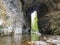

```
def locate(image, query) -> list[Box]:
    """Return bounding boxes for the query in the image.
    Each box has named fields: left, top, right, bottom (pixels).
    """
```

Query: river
left=0, top=34, right=31, bottom=45
left=0, top=33, right=60, bottom=45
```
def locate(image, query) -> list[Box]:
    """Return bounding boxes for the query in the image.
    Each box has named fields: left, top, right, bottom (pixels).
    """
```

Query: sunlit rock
left=0, top=19, right=3, bottom=25
left=2, top=26, right=13, bottom=35
left=0, top=0, right=25, bottom=35
left=14, top=26, right=22, bottom=35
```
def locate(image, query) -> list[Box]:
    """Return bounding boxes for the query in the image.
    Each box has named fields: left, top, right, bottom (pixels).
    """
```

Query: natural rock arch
left=20, top=0, right=50, bottom=34
left=21, top=0, right=60, bottom=34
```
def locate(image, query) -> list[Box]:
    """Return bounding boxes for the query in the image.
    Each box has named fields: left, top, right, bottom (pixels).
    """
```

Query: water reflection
left=31, top=33, right=60, bottom=45
left=31, top=33, right=39, bottom=41
left=22, top=34, right=31, bottom=45
left=0, top=34, right=31, bottom=45
left=0, top=33, right=60, bottom=45
left=31, top=33, right=60, bottom=41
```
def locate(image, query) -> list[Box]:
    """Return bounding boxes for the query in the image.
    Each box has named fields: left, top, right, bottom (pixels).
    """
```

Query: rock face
left=0, top=0, right=25, bottom=35
left=20, top=0, right=50, bottom=34
left=46, top=11, right=60, bottom=34
left=20, top=0, right=60, bottom=34
left=0, top=0, right=60, bottom=35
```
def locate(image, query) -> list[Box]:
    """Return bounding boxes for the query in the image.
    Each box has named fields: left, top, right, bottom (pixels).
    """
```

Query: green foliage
left=31, top=14, right=38, bottom=32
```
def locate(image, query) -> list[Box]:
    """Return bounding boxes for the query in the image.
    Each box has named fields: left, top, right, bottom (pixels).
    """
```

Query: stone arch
left=25, top=2, right=49, bottom=33
left=20, top=0, right=54, bottom=34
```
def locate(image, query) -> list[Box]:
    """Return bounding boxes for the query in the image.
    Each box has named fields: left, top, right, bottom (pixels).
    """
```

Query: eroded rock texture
left=0, top=0, right=25, bottom=35
left=20, top=0, right=50, bottom=34
left=20, top=0, right=60, bottom=34
left=45, top=11, right=60, bottom=34
left=0, top=0, right=60, bottom=35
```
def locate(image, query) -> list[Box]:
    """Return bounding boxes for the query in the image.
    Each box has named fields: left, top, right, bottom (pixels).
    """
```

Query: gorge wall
left=20, top=0, right=60, bottom=34
left=0, top=0, right=60, bottom=35
left=0, top=0, right=26, bottom=35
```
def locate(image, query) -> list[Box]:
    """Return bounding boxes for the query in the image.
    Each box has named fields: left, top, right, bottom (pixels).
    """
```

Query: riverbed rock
left=20, top=0, right=60, bottom=34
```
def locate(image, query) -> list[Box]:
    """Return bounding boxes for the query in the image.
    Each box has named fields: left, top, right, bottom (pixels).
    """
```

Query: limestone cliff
left=0, top=0, right=60, bottom=35
left=0, top=0, right=25, bottom=35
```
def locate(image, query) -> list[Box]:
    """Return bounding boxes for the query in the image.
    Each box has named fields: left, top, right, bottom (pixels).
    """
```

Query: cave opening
left=26, top=3, right=50, bottom=34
